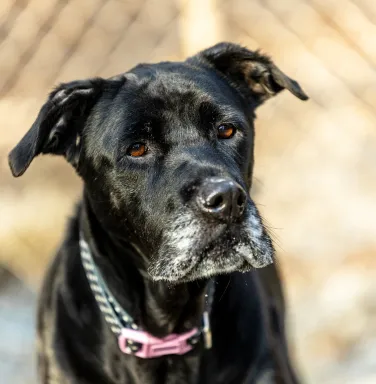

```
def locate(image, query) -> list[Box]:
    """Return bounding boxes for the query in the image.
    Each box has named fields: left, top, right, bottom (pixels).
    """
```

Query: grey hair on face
left=148, top=201, right=274, bottom=282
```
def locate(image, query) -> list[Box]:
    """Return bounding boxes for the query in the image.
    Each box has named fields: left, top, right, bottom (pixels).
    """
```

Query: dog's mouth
left=148, top=201, right=274, bottom=283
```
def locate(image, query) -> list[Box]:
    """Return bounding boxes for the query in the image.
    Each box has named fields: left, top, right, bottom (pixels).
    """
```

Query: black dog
left=9, top=42, right=308, bottom=383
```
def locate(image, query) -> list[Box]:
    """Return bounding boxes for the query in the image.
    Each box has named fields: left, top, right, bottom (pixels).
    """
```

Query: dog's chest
left=106, top=351, right=201, bottom=384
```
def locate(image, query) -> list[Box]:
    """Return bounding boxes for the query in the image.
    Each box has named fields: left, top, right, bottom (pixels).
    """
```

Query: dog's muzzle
left=149, top=198, right=274, bottom=282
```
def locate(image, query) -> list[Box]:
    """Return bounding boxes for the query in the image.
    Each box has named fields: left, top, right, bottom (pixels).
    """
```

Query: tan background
left=1, top=0, right=376, bottom=383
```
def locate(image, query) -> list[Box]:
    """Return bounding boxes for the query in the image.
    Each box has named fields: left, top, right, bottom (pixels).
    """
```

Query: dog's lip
left=169, top=228, right=249, bottom=280
left=200, top=222, right=243, bottom=244
left=149, top=230, right=245, bottom=282
left=170, top=252, right=252, bottom=283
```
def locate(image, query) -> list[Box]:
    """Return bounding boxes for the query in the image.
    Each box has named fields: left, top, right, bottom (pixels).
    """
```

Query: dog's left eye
left=217, top=124, right=236, bottom=139
left=127, top=143, right=148, bottom=157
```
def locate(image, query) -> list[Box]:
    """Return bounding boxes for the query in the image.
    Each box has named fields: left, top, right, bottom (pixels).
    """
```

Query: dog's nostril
left=210, top=195, right=224, bottom=208
left=237, top=195, right=245, bottom=207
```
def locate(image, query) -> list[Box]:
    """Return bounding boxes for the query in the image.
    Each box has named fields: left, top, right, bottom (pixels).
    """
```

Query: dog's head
left=9, top=43, right=308, bottom=283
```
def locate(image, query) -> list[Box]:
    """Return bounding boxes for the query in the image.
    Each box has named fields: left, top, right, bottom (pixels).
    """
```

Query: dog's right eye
left=127, top=143, right=148, bottom=157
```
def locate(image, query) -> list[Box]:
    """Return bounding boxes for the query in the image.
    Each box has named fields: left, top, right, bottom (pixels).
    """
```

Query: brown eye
left=127, top=143, right=148, bottom=157
left=217, top=124, right=236, bottom=139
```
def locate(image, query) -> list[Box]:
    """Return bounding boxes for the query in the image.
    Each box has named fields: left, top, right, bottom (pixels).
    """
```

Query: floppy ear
left=8, top=78, right=107, bottom=177
left=194, top=42, right=308, bottom=105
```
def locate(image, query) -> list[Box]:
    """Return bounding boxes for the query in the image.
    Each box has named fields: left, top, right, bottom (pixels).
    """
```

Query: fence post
left=177, top=0, right=223, bottom=57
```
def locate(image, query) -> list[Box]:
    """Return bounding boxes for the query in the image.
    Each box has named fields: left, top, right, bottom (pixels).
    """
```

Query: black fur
left=9, top=43, right=308, bottom=383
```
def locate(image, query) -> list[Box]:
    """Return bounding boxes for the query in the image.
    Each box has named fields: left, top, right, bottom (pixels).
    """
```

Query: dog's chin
left=148, top=202, right=274, bottom=283
left=148, top=242, right=272, bottom=283
left=178, top=251, right=253, bottom=283
left=148, top=230, right=274, bottom=283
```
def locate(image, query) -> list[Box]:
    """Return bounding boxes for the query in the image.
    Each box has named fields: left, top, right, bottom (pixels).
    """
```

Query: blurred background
left=0, top=0, right=375, bottom=383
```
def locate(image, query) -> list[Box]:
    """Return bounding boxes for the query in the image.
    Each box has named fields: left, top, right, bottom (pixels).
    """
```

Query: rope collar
left=79, top=233, right=215, bottom=359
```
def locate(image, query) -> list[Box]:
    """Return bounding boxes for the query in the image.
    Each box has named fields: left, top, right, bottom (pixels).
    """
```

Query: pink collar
left=118, top=327, right=201, bottom=358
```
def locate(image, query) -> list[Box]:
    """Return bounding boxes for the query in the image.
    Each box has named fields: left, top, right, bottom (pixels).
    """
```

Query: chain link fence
left=0, top=1, right=376, bottom=383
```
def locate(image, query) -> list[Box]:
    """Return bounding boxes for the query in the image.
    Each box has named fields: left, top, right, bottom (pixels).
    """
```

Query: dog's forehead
left=121, top=63, right=246, bottom=128
left=125, top=61, right=239, bottom=105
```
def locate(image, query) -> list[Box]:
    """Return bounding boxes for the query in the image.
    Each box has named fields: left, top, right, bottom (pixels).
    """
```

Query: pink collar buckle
left=118, top=327, right=201, bottom=359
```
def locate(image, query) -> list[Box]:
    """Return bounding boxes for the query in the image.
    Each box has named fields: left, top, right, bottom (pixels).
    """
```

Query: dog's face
left=9, top=43, right=307, bottom=283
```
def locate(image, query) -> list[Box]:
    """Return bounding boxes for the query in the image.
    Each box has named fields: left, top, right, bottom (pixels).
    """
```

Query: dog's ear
left=194, top=42, right=308, bottom=106
left=8, top=78, right=108, bottom=177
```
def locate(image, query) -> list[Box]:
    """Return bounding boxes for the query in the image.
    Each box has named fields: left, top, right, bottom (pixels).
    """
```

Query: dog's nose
left=196, top=177, right=247, bottom=222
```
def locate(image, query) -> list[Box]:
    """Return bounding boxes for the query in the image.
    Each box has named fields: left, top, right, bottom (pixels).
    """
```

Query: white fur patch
left=148, top=201, right=274, bottom=282
left=149, top=212, right=202, bottom=280
left=239, top=203, right=274, bottom=268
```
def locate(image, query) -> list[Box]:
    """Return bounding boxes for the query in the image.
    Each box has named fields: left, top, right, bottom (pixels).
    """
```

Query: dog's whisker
left=218, top=277, right=231, bottom=303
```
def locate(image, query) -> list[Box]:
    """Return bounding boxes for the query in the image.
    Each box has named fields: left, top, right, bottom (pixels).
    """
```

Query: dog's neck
left=79, top=196, right=207, bottom=337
